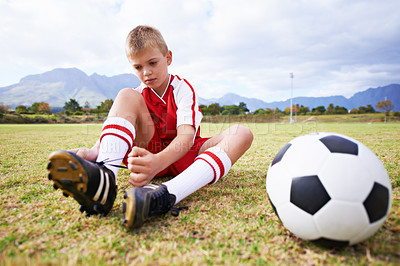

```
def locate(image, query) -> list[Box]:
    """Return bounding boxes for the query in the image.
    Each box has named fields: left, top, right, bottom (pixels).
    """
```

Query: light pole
left=290, top=72, right=294, bottom=123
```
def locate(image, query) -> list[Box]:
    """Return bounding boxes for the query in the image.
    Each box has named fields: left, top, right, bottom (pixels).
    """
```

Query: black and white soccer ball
left=266, top=132, right=392, bottom=247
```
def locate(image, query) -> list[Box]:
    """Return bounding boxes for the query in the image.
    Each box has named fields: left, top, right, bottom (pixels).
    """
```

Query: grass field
left=0, top=122, right=399, bottom=265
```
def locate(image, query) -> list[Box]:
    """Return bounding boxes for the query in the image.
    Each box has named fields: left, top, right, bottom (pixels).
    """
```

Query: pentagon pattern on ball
left=363, top=182, right=390, bottom=223
left=271, top=143, right=291, bottom=166
left=290, top=175, right=331, bottom=215
left=319, top=135, right=358, bottom=155
left=267, top=197, right=280, bottom=219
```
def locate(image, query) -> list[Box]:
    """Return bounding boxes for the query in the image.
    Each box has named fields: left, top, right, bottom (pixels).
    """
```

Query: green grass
left=0, top=122, right=399, bottom=265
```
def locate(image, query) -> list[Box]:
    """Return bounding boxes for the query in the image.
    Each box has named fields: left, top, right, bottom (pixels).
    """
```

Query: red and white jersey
left=133, top=74, right=203, bottom=145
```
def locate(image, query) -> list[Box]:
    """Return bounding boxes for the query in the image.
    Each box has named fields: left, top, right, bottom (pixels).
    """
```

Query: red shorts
left=145, top=130, right=210, bottom=177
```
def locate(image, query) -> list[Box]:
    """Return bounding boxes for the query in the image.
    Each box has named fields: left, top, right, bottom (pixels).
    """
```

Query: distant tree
left=350, top=108, right=359, bottom=114
left=326, top=103, right=334, bottom=115
left=16, top=105, right=29, bottom=114
left=284, top=107, right=291, bottom=115
left=253, top=108, right=280, bottom=116
left=312, top=106, right=326, bottom=115
left=207, top=103, right=221, bottom=115
left=334, top=105, right=348, bottom=114
left=365, top=104, right=375, bottom=113
left=376, top=99, right=394, bottom=114
left=64, top=99, right=82, bottom=113
left=82, top=101, right=91, bottom=114
left=376, top=99, right=394, bottom=122
left=275, top=108, right=284, bottom=114
left=265, top=108, right=275, bottom=114
left=358, top=106, right=367, bottom=114
left=293, top=104, right=299, bottom=115
left=299, top=105, right=310, bottom=115
left=39, top=102, right=52, bottom=114
left=30, top=102, right=41, bottom=113
left=238, top=102, right=249, bottom=113
left=0, top=102, right=10, bottom=114
left=97, top=99, right=113, bottom=113
left=221, top=105, right=241, bottom=115
left=253, top=108, right=267, bottom=115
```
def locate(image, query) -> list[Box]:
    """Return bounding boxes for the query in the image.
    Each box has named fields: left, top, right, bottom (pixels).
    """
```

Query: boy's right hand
left=69, top=147, right=98, bottom=161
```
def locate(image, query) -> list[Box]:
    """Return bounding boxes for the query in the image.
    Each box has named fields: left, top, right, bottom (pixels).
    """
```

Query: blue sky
left=1, top=0, right=399, bottom=102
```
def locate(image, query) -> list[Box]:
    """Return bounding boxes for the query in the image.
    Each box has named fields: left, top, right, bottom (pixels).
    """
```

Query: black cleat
left=121, top=184, right=180, bottom=229
left=47, top=150, right=117, bottom=217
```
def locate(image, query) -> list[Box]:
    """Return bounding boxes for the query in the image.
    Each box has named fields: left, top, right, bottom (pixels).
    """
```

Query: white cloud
left=0, top=0, right=399, bottom=103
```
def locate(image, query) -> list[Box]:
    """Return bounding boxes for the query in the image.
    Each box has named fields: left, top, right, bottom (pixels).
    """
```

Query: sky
left=1, top=0, right=399, bottom=102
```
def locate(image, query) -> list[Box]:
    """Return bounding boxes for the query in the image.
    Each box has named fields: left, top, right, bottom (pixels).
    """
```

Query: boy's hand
left=69, top=147, right=98, bottom=161
left=127, top=147, right=161, bottom=187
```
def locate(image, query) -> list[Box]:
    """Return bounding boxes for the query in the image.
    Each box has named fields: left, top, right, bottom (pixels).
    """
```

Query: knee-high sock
left=96, top=117, right=135, bottom=179
left=163, top=146, right=232, bottom=204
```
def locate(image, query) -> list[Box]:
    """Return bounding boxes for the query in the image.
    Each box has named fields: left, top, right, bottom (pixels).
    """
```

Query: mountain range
left=200, top=85, right=400, bottom=112
left=0, top=68, right=141, bottom=108
left=0, top=68, right=399, bottom=111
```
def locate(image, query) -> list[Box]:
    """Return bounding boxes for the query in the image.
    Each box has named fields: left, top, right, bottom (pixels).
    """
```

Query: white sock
left=96, top=117, right=135, bottom=179
left=163, top=146, right=232, bottom=204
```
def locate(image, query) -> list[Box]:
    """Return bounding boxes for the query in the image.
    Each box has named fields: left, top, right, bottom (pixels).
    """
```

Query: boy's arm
left=127, top=124, right=195, bottom=187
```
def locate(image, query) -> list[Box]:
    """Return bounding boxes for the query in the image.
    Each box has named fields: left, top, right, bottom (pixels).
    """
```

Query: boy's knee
left=231, top=124, right=253, bottom=147
left=239, top=125, right=253, bottom=145
left=116, top=88, right=140, bottom=100
left=114, top=88, right=146, bottom=109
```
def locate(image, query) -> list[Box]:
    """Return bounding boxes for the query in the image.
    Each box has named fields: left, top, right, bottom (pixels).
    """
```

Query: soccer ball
left=266, top=132, right=392, bottom=247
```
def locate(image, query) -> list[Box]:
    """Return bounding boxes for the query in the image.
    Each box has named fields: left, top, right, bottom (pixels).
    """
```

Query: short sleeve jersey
left=133, top=74, right=203, bottom=149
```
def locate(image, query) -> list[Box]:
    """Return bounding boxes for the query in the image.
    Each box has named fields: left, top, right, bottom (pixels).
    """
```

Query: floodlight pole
left=290, top=72, right=294, bottom=123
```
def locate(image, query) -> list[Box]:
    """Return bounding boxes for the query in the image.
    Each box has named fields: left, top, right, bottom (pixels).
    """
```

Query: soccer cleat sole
left=47, top=150, right=109, bottom=216
left=121, top=188, right=143, bottom=229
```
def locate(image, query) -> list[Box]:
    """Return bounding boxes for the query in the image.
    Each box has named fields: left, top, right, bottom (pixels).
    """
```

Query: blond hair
left=125, top=25, right=168, bottom=59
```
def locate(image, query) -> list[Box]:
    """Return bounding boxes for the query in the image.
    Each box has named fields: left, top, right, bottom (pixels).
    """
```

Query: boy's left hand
left=127, top=147, right=161, bottom=187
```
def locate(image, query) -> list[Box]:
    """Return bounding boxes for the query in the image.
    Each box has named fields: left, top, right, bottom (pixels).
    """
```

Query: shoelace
left=149, top=186, right=189, bottom=217
left=97, top=157, right=128, bottom=169
left=98, top=159, right=189, bottom=216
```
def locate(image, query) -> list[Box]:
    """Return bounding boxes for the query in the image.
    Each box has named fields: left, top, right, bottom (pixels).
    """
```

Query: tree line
left=199, top=99, right=395, bottom=117
left=0, top=99, right=114, bottom=116
left=0, top=98, right=396, bottom=118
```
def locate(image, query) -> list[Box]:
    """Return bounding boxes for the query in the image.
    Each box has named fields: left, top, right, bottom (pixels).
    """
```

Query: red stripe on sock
left=195, top=157, right=217, bottom=184
left=202, top=151, right=225, bottom=179
left=100, top=133, right=132, bottom=151
left=102, top=124, right=135, bottom=144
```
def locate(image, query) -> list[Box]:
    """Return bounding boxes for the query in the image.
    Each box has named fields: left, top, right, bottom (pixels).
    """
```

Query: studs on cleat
left=122, top=202, right=126, bottom=213
left=77, top=183, right=84, bottom=192
left=69, top=161, right=77, bottom=170
left=124, top=191, right=128, bottom=199
left=47, top=150, right=116, bottom=219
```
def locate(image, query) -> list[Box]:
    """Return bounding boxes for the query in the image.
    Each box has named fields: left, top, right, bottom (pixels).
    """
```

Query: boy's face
left=128, top=47, right=172, bottom=95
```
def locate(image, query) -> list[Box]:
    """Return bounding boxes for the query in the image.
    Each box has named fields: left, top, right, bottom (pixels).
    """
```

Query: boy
left=47, top=25, right=253, bottom=229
